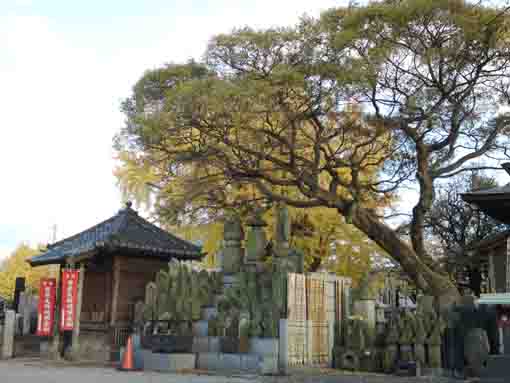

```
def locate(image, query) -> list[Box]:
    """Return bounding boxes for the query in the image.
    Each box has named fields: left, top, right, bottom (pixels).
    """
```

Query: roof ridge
left=125, top=213, right=201, bottom=251
left=48, top=213, right=121, bottom=249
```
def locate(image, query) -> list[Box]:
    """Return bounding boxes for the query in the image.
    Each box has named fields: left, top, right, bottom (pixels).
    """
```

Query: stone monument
left=1, top=310, right=15, bottom=359
left=223, top=214, right=244, bottom=274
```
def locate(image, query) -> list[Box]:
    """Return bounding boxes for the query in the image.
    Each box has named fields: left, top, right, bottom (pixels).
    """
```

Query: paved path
left=0, top=359, right=459, bottom=383
left=0, top=360, right=253, bottom=383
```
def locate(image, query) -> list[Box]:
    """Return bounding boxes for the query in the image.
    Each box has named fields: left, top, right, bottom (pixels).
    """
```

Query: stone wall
left=74, top=330, right=110, bottom=361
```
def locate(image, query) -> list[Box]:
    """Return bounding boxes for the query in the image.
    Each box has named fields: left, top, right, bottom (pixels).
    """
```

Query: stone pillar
left=489, top=250, right=496, bottom=293
left=22, top=292, right=33, bottom=335
left=70, top=263, right=85, bottom=360
left=278, top=319, right=288, bottom=374
left=223, top=214, right=243, bottom=274
left=274, top=202, right=290, bottom=256
left=2, top=310, right=15, bottom=359
left=245, top=210, right=267, bottom=264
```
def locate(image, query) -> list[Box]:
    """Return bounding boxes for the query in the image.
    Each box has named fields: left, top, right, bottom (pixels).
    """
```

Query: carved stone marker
left=223, top=214, right=243, bottom=273
left=2, top=310, right=15, bottom=359
left=274, top=202, right=290, bottom=255
left=245, top=210, right=267, bottom=264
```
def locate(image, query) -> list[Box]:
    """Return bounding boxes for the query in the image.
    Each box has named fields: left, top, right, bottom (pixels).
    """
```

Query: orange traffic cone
left=118, top=336, right=139, bottom=371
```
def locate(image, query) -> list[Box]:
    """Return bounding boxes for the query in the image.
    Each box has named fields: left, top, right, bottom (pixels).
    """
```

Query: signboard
left=61, top=269, right=79, bottom=331
left=36, top=278, right=56, bottom=336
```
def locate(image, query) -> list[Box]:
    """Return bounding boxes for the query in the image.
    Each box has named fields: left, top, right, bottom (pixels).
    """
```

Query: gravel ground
left=0, top=359, right=461, bottom=383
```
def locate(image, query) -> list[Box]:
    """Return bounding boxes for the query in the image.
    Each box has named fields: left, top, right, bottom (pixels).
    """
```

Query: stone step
left=480, top=355, right=510, bottom=379
left=192, top=336, right=220, bottom=353
left=201, top=307, right=218, bottom=321
left=196, top=352, right=278, bottom=374
left=136, top=349, right=195, bottom=372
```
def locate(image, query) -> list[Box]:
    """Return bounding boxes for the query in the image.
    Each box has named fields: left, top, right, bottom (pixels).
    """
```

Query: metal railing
left=110, top=325, right=131, bottom=348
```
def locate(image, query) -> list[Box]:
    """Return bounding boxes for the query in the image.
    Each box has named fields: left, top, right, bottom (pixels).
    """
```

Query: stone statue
left=382, top=316, right=399, bottom=373
left=208, top=315, right=219, bottom=337
left=427, top=315, right=446, bottom=368
left=398, top=310, right=415, bottom=362
left=224, top=214, right=244, bottom=241
left=350, top=319, right=366, bottom=352
left=144, top=261, right=217, bottom=335
left=250, top=310, right=263, bottom=337
left=247, top=273, right=258, bottom=315
left=358, top=272, right=374, bottom=300
left=239, top=312, right=251, bottom=353
left=414, top=313, right=427, bottom=367
left=134, top=301, right=145, bottom=328
left=262, top=306, right=278, bottom=338
left=275, top=202, right=291, bottom=250
left=144, top=282, right=157, bottom=321
left=225, top=314, right=240, bottom=338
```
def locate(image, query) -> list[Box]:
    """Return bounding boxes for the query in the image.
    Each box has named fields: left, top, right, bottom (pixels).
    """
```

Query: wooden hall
left=28, top=202, right=203, bottom=361
left=460, top=164, right=510, bottom=295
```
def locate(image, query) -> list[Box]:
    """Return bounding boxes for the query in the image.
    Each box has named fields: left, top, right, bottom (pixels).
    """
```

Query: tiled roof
left=462, top=183, right=510, bottom=197
left=29, top=202, right=202, bottom=266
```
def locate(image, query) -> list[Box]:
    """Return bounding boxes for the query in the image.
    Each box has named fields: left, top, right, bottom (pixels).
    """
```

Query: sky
left=0, top=0, right=346, bottom=259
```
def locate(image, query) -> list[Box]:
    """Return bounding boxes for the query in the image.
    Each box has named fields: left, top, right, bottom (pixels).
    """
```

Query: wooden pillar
left=489, top=250, right=496, bottom=293
left=49, top=264, right=62, bottom=360
left=70, top=263, right=85, bottom=359
left=110, top=256, right=120, bottom=326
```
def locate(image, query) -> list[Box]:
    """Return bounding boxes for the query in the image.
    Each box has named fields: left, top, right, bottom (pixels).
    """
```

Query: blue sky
left=0, top=0, right=345, bottom=259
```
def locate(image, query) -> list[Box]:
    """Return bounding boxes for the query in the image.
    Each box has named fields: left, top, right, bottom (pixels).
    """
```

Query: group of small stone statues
left=210, top=270, right=286, bottom=339
left=138, top=258, right=287, bottom=342
left=140, top=260, right=223, bottom=335
left=335, top=297, right=446, bottom=373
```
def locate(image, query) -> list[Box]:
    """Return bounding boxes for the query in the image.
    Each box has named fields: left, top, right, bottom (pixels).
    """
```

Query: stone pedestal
left=383, top=344, right=398, bottom=372
left=399, top=344, right=413, bottom=363
left=428, top=345, right=442, bottom=368
left=354, top=300, right=375, bottom=324
left=2, top=310, right=15, bottom=359
left=220, top=337, right=241, bottom=353
left=278, top=319, right=289, bottom=373
left=414, top=343, right=426, bottom=366
left=354, top=299, right=376, bottom=341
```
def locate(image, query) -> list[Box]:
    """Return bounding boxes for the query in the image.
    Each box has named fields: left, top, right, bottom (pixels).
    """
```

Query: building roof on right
left=461, top=163, right=510, bottom=224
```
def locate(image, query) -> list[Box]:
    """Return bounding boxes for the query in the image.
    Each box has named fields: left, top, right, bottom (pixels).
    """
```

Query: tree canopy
left=115, top=0, right=510, bottom=300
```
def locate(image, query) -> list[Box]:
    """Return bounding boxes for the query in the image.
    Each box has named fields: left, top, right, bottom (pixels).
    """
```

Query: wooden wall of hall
left=81, top=268, right=111, bottom=323
left=115, top=255, right=168, bottom=323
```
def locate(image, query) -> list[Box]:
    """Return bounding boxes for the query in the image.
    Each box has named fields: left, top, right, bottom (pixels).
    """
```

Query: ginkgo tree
left=0, top=243, right=50, bottom=300
left=115, top=0, right=510, bottom=304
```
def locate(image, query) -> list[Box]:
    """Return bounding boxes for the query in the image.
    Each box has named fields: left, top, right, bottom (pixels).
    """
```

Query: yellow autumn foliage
left=0, top=243, right=51, bottom=301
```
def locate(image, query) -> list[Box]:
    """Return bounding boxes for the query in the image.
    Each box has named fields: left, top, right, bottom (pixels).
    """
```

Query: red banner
left=37, top=278, right=56, bottom=336
left=61, top=269, right=79, bottom=331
